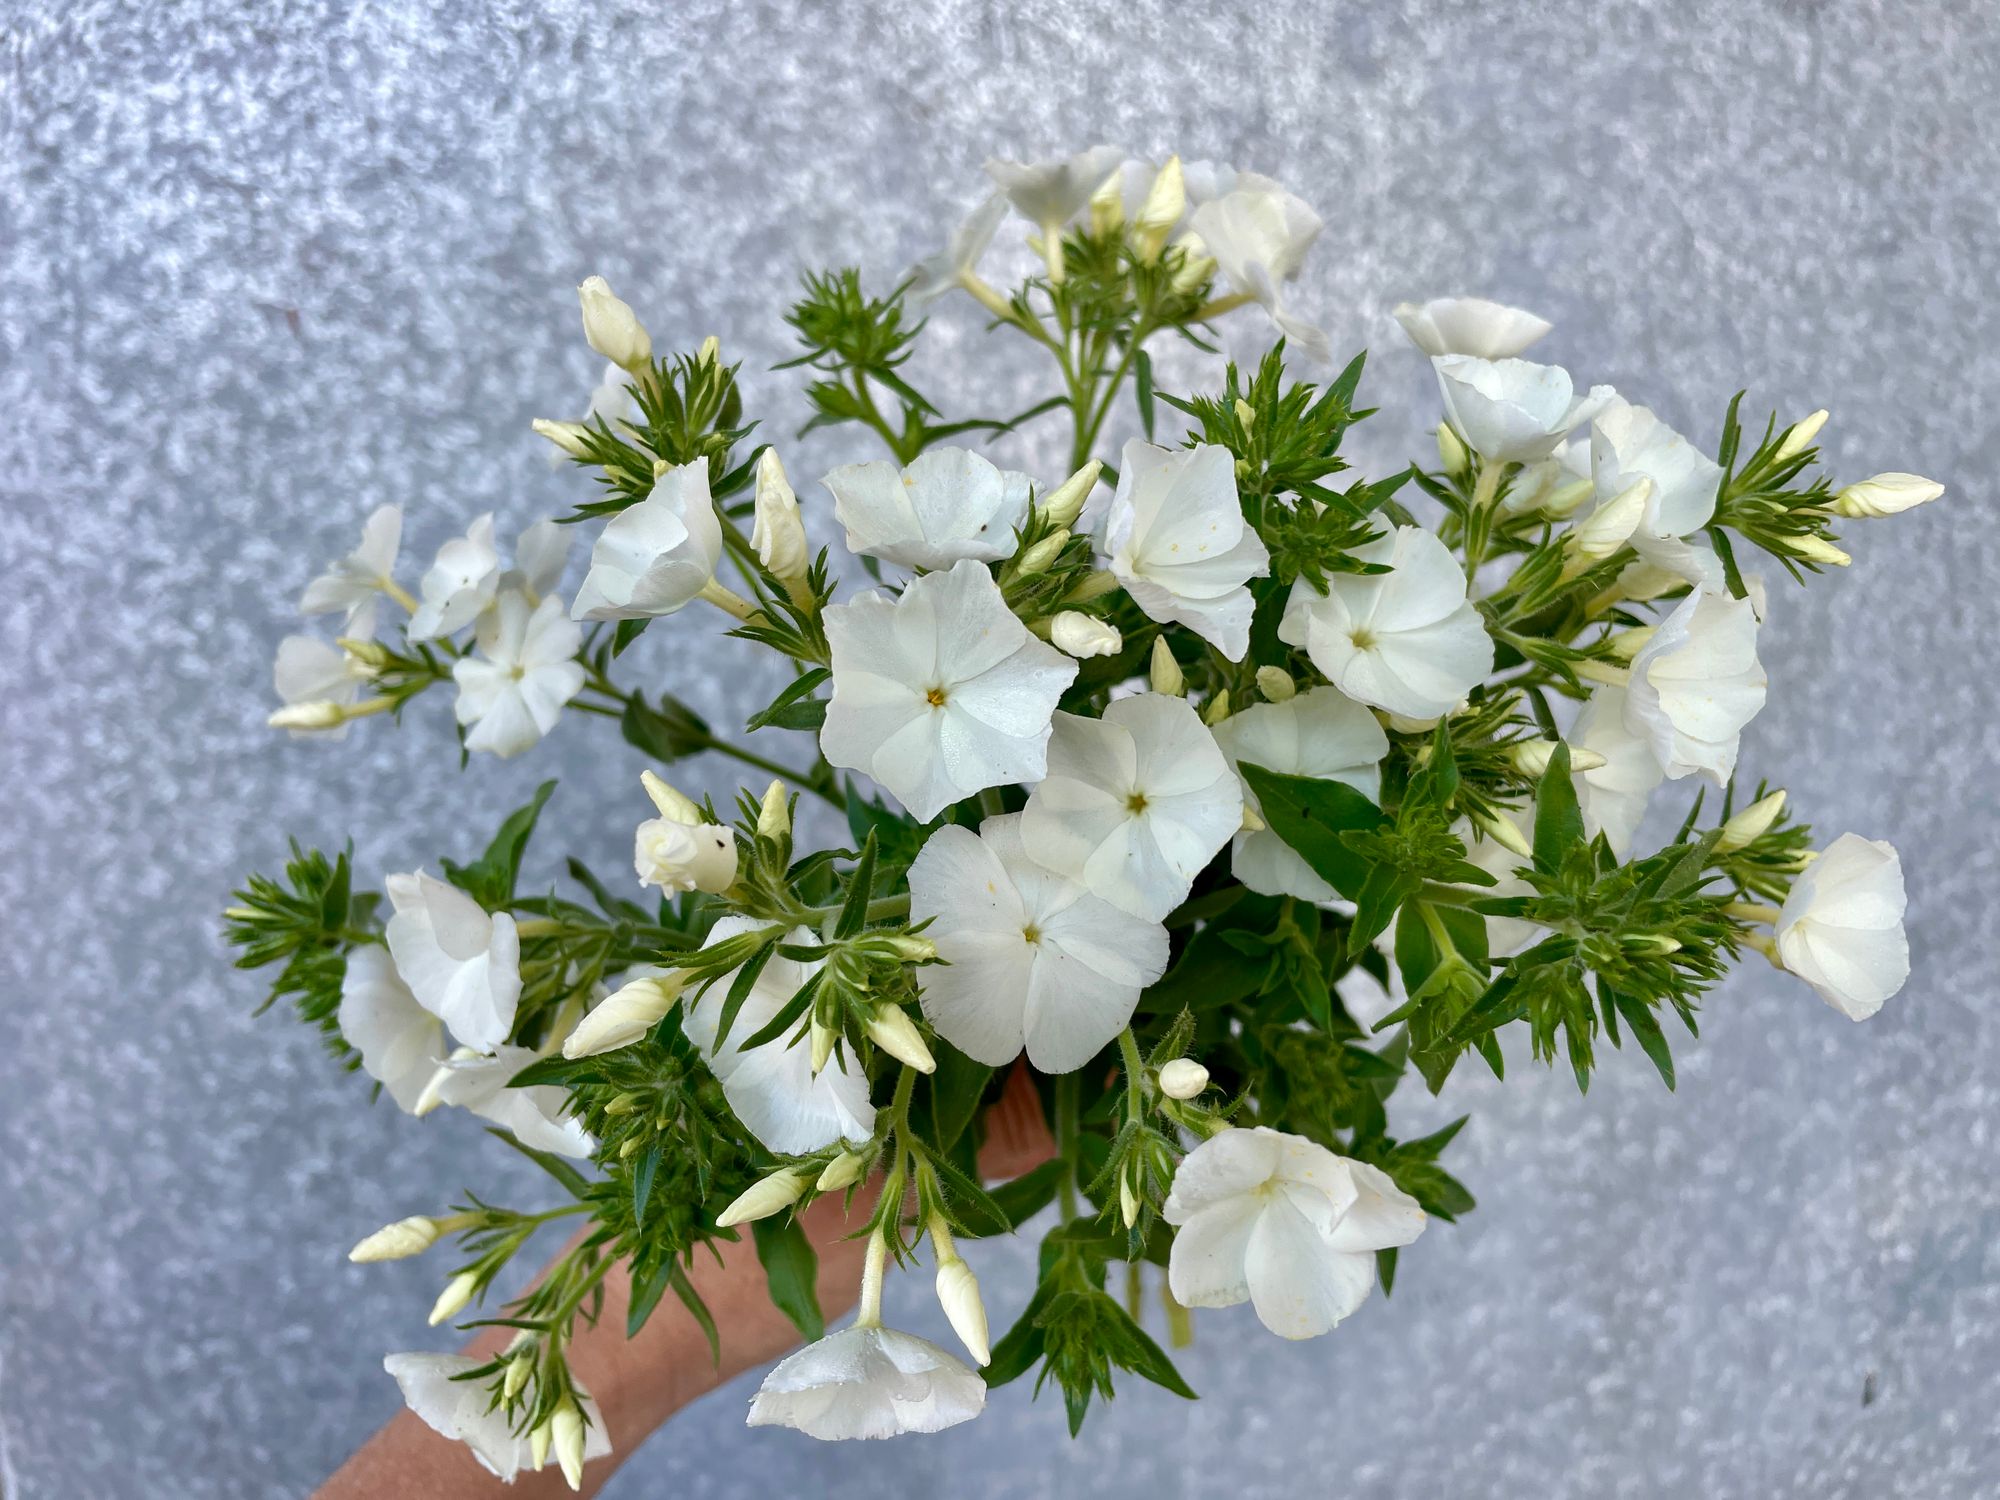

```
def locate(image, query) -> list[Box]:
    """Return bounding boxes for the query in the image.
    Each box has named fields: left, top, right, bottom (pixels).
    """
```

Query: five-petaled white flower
left=1278, top=526, right=1493, bottom=719
left=416, top=1044, right=595, bottom=1158
left=1434, top=355, right=1616, bottom=464
left=1020, top=693, right=1242, bottom=920
left=271, top=616, right=376, bottom=740
left=820, top=560, right=1077, bottom=822
left=1588, top=398, right=1723, bottom=573
left=1164, top=1126, right=1425, bottom=1340
left=682, top=916, right=875, bottom=1155
left=746, top=1324, right=986, bottom=1441
left=1775, top=833, right=1909, bottom=1020
left=1188, top=178, right=1330, bottom=361
left=300, top=504, right=402, bottom=627
left=450, top=590, right=585, bottom=759
left=1392, top=296, right=1552, bottom=360
left=1568, top=685, right=1665, bottom=858
left=1104, top=440, right=1270, bottom=662
left=909, top=194, right=1009, bottom=306
left=984, top=145, right=1126, bottom=236
left=1623, top=584, right=1767, bottom=783
left=384, top=1353, right=610, bottom=1482
left=384, top=871, right=521, bottom=1053
left=824, top=447, right=1035, bottom=571
left=907, top=813, right=1169, bottom=1072
left=337, top=944, right=445, bottom=1112
left=571, top=463, right=724, bottom=621
left=408, top=514, right=502, bottom=640
left=1210, top=687, right=1388, bottom=903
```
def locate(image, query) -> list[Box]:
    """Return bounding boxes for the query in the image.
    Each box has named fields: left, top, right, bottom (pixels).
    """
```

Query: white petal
left=748, top=1324, right=986, bottom=1440
left=1325, top=1160, right=1427, bottom=1252
left=1166, top=1196, right=1262, bottom=1309
left=1244, top=1198, right=1378, bottom=1339
left=337, top=946, right=445, bottom=1112
left=1162, top=1126, right=1284, bottom=1220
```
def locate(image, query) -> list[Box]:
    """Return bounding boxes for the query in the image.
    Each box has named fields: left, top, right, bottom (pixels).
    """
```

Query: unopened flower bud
left=1622, top=932, right=1683, bottom=956
left=1474, top=809, right=1534, bottom=859
left=1149, top=637, right=1185, bottom=696
left=1436, top=423, right=1469, bottom=478
left=639, top=769, right=702, bottom=824
left=1832, top=472, right=1944, bottom=519
left=817, top=1150, right=869, bottom=1192
left=1203, top=689, right=1231, bottom=725
left=428, top=1270, right=479, bottom=1327
left=752, top=449, right=810, bottom=588
left=578, top=275, right=652, bottom=372
left=885, top=934, right=939, bottom=963
left=337, top=637, right=392, bottom=671
left=551, top=1400, right=587, bottom=1490
left=1773, top=408, right=1829, bottom=462
left=1255, top=666, right=1295, bottom=703
left=1038, top=461, right=1101, bottom=528
left=1788, top=533, right=1852, bottom=567
left=349, top=1215, right=445, bottom=1263
left=697, top=334, right=720, bottom=367
left=1506, top=739, right=1606, bottom=778
left=532, top=418, right=590, bottom=458
left=1607, top=625, right=1656, bottom=660
left=1050, top=611, right=1122, bottom=659
left=1119, top=1165, right=1140, bottom=1229
left=757, top=778, right=791, bottom=842
left=865, top=1004, right=936, bottom=1074
left=268, top=700, right=347, bottom=731
left=1233, top=398, right=1257, bottom=432
left=934, top=1251, right=991, bottom=1365
left=1158, top=1058, right=1209, bottom=1100
left=1716, top=789, right=1787, bottom=853
left=810, top=1015, right=838, bottom=1075
left=715, top=1167, right=810, bottom=1228
left=563, top=973, right=684, bottom=1058
left=1167, top=232, right=1213, bottom=294
left=634, top=816, right=738, bottom=895
left=529, top=1419, right=553, bottom=1471
left=502, top=1347, right=533, bottom=1401
left=1015, top=530, right=1069, bottom=576
left=1562, top=477, right=1651, bottom=576
left=1539, top=476, right=1597, bottom=519
left=1130, top=156, right=1185, bottom=262
left=1089, top=172, right=1125, bottom=236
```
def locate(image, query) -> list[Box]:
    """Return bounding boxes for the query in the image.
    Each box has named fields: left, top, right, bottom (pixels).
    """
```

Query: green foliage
left=224, top=842, right=373, bottom=1065
left=562, top=347, right=756, bottom=520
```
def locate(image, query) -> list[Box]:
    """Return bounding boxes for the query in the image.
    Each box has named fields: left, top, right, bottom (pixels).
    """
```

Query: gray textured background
left=4, top=1, right=1997, bottom=1496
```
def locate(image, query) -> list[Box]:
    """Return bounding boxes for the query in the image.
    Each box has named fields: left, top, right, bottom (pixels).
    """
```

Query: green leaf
left=714, top=939, right=777, bottom=1050
left=982, top=1280, right=1053, bottom=1387
left=621, top=693, right=710, bottom=763
left=632, top=1147, right=661, bottom=1226
left=444, top=780, right=556, bottom=906
left=930, top=1042, right=993, bottom=1154
left=626, top=1259, right=672, bottom=1338
left=1531, top=743, right=1584, bottom=875
left=1609, top=983, right=1676, bottom=1090
left=670, top=1264, right=722, bottom=1364
left=482, top=1128, right=591, bottom=1199
left=835, top=830, right=878, bottom=939
left=746, top=668, right=831, bottom=733
left=925, top=1149, right=1014, bottom=1238
left=1238, top=763, right=1385, bottom=899
left=320, top=850, right=352, bottom=931
left=1377, top=1245, right=1399, bottom=1296
left=1135, top=347, right=1155, bottom=440
left=1102, top=1296, right=1197, bottom=1400
left=736, top=969, right=821, bottom=1052
left=753, top=1218, right=825, bottom=1341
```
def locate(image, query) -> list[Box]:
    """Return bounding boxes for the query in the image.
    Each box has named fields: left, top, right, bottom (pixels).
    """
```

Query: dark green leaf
left=930, top=1042, right=993, bottom=1154
left=1239, top=763, right=1385, bottom=899
left=632, top=1147, right=661, bottom=1226
left=753, top=1218, right=825, bottom=1341
left=670, top=1264, right=722, bottom=1364
left=1532, top=743, right=1583, bottom=875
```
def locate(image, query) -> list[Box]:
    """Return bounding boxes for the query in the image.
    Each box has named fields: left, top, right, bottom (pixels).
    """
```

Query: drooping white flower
left=571, top=463, right=724, bottom=621
left=408, top=514, right=502, bottom=640
left=1623, top=585, right=1767, bottom=783
left=1568, top=685, right=1665, bottom=858
left=909, top=194, right=1009, bottom=305
left=682, top=916, right=875, bottom=1154
left=1163, top=1127, right=1425, bottom=1340
left=384, top=1353, right=610, bottom=1481
left=746, top=1324, right=986, bottom=1440
left=985, top=146, right=1126, bottom=234
left=820, top=560, right=1076, bottom=822
left=1832, top=472, right=1945, bottom=519
left=1104, top=440, right=1270, bottom=661
left=1434, top=355, right=1617, bottom=464
left=337, top=945, right=445, bottom=1112
left=300, top=504, right=403, bottom=626
left=271, top=620, right=376, bottom=740
left=419, top=1045, right=595, bottom=1158
left=1020, top=694, right=1242, bottom=920
left=1209, top=688, right=1388, bottom=902
left=824, top=447, right=1035, bottom=571
left=1775, top=833, right=1910, bottom=1020
left=1588, top=399, right=1723, bottom=571
left=450, top=591, right=585, bottom=759
left=1392, top=296, right=1552, bottom=360
left=907, top=814, right=1168, bottom=1072
left=384, top=872, right=521, bottom=1053
left=1188, top=179, right=1330, bottom=360
left=1277, top=527, right=1493, bottom=719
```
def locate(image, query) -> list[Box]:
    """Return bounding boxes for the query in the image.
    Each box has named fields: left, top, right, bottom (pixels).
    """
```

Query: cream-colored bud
left=532, top=418, right=590, bottom=459
left=639, top=769, right=702, bottom=824
left=752, top=449, right=810, bottom=586
left=528, top=1419, right=553, bottom=1471
left=1832, top=472, right=1944, bottom=519
left=1239, top=802, right=1266, bottom=833
left=337, top=637, right=392, bottom=671
left=757, top=778, right=791, bottom=842
left=349, top=1215, right=443, bottom=1263
left=1038, top=461, right=1101, bottom=529
left=817, top=1150, right=869, bottom=1192
left=934, top=1254, right=991, bottom=1366
left=562, top=974, right=683, bottom=1058
left=1158, top=1058, right=1209, bottom=1100
left=1203, top=689, right=1231, bottom=726
left=1716, top=789, right=1787, bottom=853
left=1015, top=530, right=1069, bottom=576
left=1255, top=666, right=1296, bottom=703
left=1167, top=232, right=1214, bottom=295
left=1607, top=625, right=1656, bottom=660
left=715, top=1167, right=810, bottom=1228
left=1436, top=423, right=1469, bottom=478
left=1789, top=533, right=1852, bottom=567
left=1233, top=397, right=1257, bottom=431
left=577, top=275, right=652, bottom=372
left=634, top=817, right=738, bottom=895
left=428, top=1270, right=479, bottom=1327
left=865, top=1004, right=936, bottom=1074
left=1119, top=1166, right=1140, bottom=1229
left=1089, top=172, right=1125, bottom=237
left=1562, top=478, right=1651, bottom=576
left=1049, top=611, right=1122, bottom=659
left=551, top=1402, right=587, bottom=1490
left=1773, top=408, right=1829, bottom=462
left=1474, top=809, right=1534, bottom=860
left=1149, top=637, right=1185, bottom=697
left=1130, top=156, right=1185, bottom=262
left=885, top=934, right=938, bottom=963
left=810, top=1015, right=837, bottom=1076
left=697, top=334, right=720, bottom=367
left=502, top=1347, right=532, bottom=1401
left=268, top=700, right=346, bottom=731
left=1540, top=477, right=1597, bottom=519
left=1506, top=739, right=1607, bottom=778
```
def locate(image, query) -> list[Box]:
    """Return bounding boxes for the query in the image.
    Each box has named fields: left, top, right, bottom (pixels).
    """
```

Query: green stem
left=1116, top=1027, right=1146, bottom=1112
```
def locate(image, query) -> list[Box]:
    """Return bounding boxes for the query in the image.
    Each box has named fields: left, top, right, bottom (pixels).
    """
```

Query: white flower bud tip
left=1233, top=397, right=1257, bottom=431
left=1149, top=637, right=1186, bottom=696
left=639, top=769, right=701, bottom=824
left=1130, top=155, right=1185, bottom=262
left=551, top=1402, right=587, bottom=1490
left=634, top=816, right=739, bottom=895
left=1254, top=665, right=1296, bottom=703
left=1157, top=1058, right=1210, bottom=1100
left=1475, top=809, right=1535, bottom=860
left=757, top=778, right=791, bottom=841
left=1789, top=533, right=1852, bottom=567
left=810, top=1016, right=837, bottom=1076
left=1773, top=408, right=1829, bottom=462
left=1015, top=530, right=1069, bottom=576
left=1038, top=460, right=1102, bottom=528
left=816, top=1150, right=869, bottom=1192
left=1089, top=171, right=1125, bottom=236
left=1119, top=1167, right=1140, bottom=1229
left=1049, top=611, right=1122, bottom=659
left=1436, top=423, right=1469, bottom=478
left=578, top=275, right=652, bottom=372
left=502, top=1348, right=532, bottom=1401
left=268, top=700, right=346, bottom=731
left=1168, top=231, right=1216, bottom=295
left=1564, top=477, right=1652, bottom=573
left=1832, top=472, right=1944, bottom=519
left=752, top=448, right=810, bottom=585
left=865, top=1004, right=936, bottom=1073
left=935, top=1257, right=991, bottom=1366
left=1539, top=476, right=1597, bottom=519
left=886, top=934, right=938, bottom=963
left=428, top=1270, right=479, bottom=1327
left=715, top=1167, right=810, bottom=1228
left=1203, top=689, right=1231, bottom=726
left=349, top=1215, right=443, bottom=1263
left=562, top=974, right=684, bottom=1058
left=532, top=418, right=590, bottom=458
left=698, top=334, right=721, bottom=366
left=1717, top=789, right=1787, bottom=853
left=1506, top=739, right=1606, bottom=778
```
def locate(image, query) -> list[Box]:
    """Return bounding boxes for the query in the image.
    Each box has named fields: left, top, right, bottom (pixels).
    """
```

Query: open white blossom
left=747, top=1325, right=985, bottom=1440
left=1163, top=1127, right=1425, bottom=1340
left=1392, top=297, right=1551, bottom=360
left=384, top=872, right=521, bottom=1053
left=824, top=447, right=1034, bottom=570
left=408, top=514, right=502, bottom=640
left=418, top=1045, right=594, bottom=1157
left=820, top=560, right=1076, bottom=821
left=1588, top=399, right=1723, bottom=570
left=1105, top=440, right=1270, bottom=661
left=571, top=463, right=723, bottom=621
left=450, top=591, right=584, bottom=758
left=1775, top=833, right=1910, bottom=1020
left=1188, top=178, right=1329, bottom=360
left=1434, top=355, right=1616, bottom=464
left=1569, top=685, right=1665, bottom=858
left=337, top=944, right=445, bottom=1112
left=682, top=916, right=875, bottom=1154
left=1020, top=694, right=1242, bottom=920
left=272, top=620, right=375, bottom=739
left=1624, top=585, right=1767, bottom=783
left=985, top=145, right=1125, bottom=234
left=909, top=814, right=1168, bottom=1072
left=384, top=1353, right=610, bottom=1481
left=1210, top=688, right=1388, bottom=902
left=509, top=516, right=572, bottom=600
left=300, top=504, right=402, bottom=626
left=1278, top=526, right=1493, bottom=719
left=909, top=194, right=1008, bottom=305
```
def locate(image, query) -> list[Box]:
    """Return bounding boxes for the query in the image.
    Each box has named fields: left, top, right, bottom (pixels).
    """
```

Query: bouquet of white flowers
left=227, top=147, right=1935, bottom=1483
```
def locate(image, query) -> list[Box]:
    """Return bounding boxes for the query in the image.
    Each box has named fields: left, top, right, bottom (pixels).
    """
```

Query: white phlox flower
left=1434, top=355, right=1616, bottom=464
left=408, top=514, right=502, bottom=640
left=571, top=462, right=724, bottom=621
left=1392, top=296, right=1552, bottom=360
left=300, top=504, right=403, bottom=626
left=746, top=1324, right=985, bottom=1440
left=416, top=1044, right=595, bottom=1158
left=1775, top=833, right=1910, bottom=1020
left=384, top=1353, right=610, bottom=1481
left=1188, top=178, right=1329, bottom=360
left=336, top=944, right=445, bottom=1112
left=383, top=871, right=521, bottom=1053
left=824, top=446, right=1034, bottom=571
left=451, top=590, right=585, bottom=758
left=1623, top=584, right=1767, bottom=783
